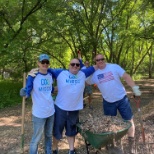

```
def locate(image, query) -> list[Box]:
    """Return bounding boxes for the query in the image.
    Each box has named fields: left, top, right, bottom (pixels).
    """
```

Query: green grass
left=0, top=80, right=23, bottom=109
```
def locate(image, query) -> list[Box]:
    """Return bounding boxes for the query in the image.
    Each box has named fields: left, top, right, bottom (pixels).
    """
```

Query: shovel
left=134, top=96, right=145, bottom=143
left=21, top=72, right=26, bottom=153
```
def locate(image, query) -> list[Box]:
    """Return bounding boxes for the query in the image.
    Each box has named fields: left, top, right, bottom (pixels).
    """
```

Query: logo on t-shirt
left=69, top=75, right=77, bottom=79
left=39, top=78, right=52, bottom=92
left=41, top=79, right=50, bottom=85
left=66, top=75, right=80, bottom=85
left=97, top=71, right=114, bottom=83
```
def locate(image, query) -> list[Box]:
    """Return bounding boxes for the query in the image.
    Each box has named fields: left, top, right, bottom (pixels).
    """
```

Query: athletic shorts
left=103, top=95, right=133, bottom=120
left=53, top=105, right=79, bottom=140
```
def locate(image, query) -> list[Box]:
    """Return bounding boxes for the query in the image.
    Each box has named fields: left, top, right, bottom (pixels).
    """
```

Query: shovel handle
left=133, top=96, right=146, bottom=143
left=21, top=72, right=26, bottom=153
left=133, top=95, right=141, bottom=109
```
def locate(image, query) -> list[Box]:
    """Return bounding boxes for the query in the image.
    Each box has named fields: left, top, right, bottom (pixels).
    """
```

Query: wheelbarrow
left=77, top=120, right=132, bottom=154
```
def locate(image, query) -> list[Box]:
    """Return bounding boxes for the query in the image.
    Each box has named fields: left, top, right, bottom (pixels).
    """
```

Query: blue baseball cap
left=38, top=54, right=50, bottom=61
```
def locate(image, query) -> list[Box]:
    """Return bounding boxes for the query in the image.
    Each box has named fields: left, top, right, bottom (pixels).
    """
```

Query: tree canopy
left=0, top=0, right=154, bottom=80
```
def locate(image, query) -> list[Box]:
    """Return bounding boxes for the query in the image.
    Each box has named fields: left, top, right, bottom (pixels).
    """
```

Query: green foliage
left=0, top=0, right=154, bottom=79
left=0, top=80, right=22, bottom=109
left=132, top=74, right=143, bottom=81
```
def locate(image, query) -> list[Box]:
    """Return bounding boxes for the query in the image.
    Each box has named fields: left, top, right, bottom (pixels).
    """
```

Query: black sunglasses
left=96, top=58, right=105, bottom=62
left=41, top=60, right=50, bottom=64
left=70, top=63, right=80, bottom=67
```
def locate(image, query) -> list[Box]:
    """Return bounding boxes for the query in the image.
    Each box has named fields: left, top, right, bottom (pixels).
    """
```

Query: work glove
left=20, top=87, right=26, bottom=97
left=28, top=68, right=39, bottom=77
left=132, top=85, right=141, bottom=96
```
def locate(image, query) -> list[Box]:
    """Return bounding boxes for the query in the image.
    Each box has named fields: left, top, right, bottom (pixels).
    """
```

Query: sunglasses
left=70, top=63, right=80, bottom=67
left=41, top=60, right=50, bottom=64
left=96, top=58, right=105, bottom=62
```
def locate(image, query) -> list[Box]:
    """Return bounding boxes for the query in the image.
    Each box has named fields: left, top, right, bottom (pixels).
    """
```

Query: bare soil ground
left=0, top=79, right=154, bottom=154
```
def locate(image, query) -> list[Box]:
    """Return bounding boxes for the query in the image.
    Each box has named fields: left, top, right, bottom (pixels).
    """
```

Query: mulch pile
left=79, top=114, right=130, bottom=133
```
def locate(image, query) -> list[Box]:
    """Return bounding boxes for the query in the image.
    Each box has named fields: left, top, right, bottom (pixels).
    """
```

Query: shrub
left=0, top=80, right=23, bottom=109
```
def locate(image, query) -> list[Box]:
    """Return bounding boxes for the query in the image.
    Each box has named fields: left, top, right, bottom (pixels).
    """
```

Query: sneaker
left=53, top=149, right=58, bottom=154
left=68, top=149, right=76, bottom=154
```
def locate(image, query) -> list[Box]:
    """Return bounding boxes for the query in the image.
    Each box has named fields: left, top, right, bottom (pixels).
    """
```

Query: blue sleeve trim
left=80, top=66, right=95, bottom=77
left=47, top=68, right=63, bottom=78
left=79, top=59, right=84, bottom=68
left=25, top=75, right=35, bottom=98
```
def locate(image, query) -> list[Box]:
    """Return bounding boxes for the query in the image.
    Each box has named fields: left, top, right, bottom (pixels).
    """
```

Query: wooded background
left=0, top=0, right=154, bottom=80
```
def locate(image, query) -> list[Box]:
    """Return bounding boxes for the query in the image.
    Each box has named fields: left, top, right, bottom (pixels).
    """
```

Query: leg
left=88, top=94, right=93, bottom=109
left=53, top=105, right=66, bottom=152
left=29, top=115, right=45, bottom=154
left=67, top=136, right=76, bottom=154
left=128, top=119, right=135, bottom=154
left=127, top=118, right=135, bottom=137
left=117, top=96, right=135, bottom=154
left=44, top=115, right=54, bottom=154
left=67, top=136, right=75, bottom=150
left=86, top=85, right=93, bottom=108
left=66, top=111, right=79, bottom=153
left=117, top=96, right=135, bottom=137
left=52, top=136, right=60, bottom=152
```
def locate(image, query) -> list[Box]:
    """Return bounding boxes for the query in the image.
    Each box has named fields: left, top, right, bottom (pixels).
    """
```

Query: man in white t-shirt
left=51, top=58, right=97, bottom=154
left=86, top=54, right=141, bottom=154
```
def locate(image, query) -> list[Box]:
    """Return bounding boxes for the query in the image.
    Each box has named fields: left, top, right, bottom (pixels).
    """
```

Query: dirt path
left=0, top=79, right=154, bottom=154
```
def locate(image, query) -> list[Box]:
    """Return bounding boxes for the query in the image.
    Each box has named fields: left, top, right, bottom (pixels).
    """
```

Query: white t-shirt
left=30, top=73, right=55, bottom=118
left=86, top=63, right=126, bottom=102
left=55, top=70, right=86, bottom=111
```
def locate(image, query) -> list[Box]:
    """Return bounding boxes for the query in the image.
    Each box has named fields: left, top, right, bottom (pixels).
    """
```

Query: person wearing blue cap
left=23, top=54, right=55, bottom=154
left=20, top=53, right=98, bottom=154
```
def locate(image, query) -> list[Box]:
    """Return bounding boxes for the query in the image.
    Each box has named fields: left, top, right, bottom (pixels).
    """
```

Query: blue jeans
left=29, top=114, right=54, bottom=154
